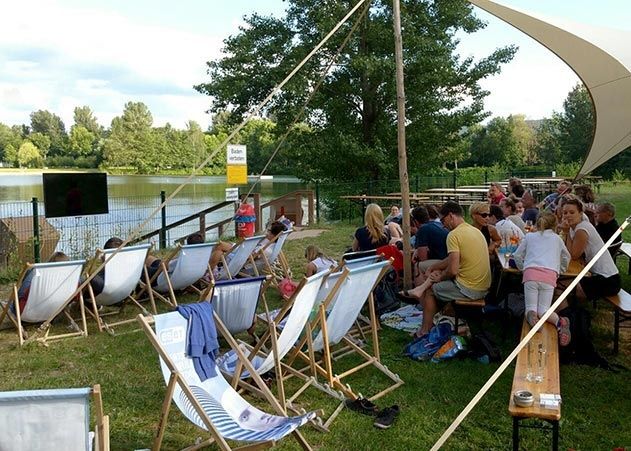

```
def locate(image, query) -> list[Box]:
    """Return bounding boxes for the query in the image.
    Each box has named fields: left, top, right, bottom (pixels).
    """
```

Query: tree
left=532, top=115, right=562, bottom=167
left=557, top=84, right=594, bottom=164
left=0, top=123, right=23, bottom=161
left=196, top=0, right=516, bottom=181
left=29, top=110, right=67, bottom=156
left=103, top=102, right=155, bottom=171
left=17, top=141, right=43, bottom=168
left=69, top=125, right=96, bottom=157
left=73, top=106, right=103, bottom=138
left=4, top=143, right=18, bottom=166
left=28, top=132, right=51, bottom=159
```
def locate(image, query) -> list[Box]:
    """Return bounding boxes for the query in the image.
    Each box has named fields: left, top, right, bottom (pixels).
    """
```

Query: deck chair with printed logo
left=137, top=310, right=316, bottom=451
left=85, top=243, right=154, bottom=333
left=287, top=260, right=403, bottom=416
left=215, top=271, right=329, bottom=419
left=0, top=259, right=88, bottom=346
left=207, top=275, right=270, bottom=342
left=0, top=384, right=110, bottom=451
left=138, top=242, right=215, bottom=306
left=215, top=236, right=265, bottom=281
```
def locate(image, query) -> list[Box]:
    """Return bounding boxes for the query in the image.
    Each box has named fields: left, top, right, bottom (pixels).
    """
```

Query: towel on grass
left=380, top=304, right=424, bottom=334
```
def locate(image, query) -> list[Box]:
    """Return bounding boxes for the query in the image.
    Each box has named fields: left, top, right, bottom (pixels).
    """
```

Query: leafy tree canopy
left=196, top=0, right=516, bottom=181
left=30, top=110, right=67, bottom=156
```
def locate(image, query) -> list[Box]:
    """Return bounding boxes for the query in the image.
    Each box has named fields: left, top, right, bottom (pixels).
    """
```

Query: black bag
left=469, top=332, right=502, bottom=363
left=373, top=269, right=400, bottom=316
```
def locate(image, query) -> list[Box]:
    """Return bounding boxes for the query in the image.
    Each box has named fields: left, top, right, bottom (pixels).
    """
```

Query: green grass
left=1, top=183, right=630, bottom=450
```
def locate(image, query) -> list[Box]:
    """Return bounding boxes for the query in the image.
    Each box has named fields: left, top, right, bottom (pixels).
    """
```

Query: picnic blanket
left=380, top=304, right=424, bottom=334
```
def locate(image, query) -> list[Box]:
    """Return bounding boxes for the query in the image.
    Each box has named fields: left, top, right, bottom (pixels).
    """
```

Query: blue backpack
left=404, top=322, right=453, bottom=361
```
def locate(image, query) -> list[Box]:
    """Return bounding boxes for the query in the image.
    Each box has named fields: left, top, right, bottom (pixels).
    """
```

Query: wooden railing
left=259, top=190, right=314, bottom=231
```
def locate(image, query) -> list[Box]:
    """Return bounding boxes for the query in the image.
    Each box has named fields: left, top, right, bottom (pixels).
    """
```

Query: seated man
left=520, top=189, right=539, bottom=224
left=487, top=182, right=506, bottom=205
left=489, top=205, right=524, bottom=242
left=411, top=205, right=448, bottom=281
left=499, top=197, right=526, bottom=232
left=595, top=202, right=621, bottom=257
left=405, top=202, right=492, bottom=337
left=542, top=180, right=571, bottom=212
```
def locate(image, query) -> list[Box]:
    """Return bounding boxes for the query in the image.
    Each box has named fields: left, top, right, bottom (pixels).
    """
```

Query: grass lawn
left=1, top=183, right=630, bottom=450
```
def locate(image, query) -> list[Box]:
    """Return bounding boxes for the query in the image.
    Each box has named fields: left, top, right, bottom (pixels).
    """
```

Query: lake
left=0, top=173, right=307, bottom=259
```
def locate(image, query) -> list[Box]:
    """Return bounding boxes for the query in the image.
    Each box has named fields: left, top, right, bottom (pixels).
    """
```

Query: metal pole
left=31, top=197, right=40, bottom=263
left=392, top=0, right=413, bottom=288
left=160, top=191, right=167, bottom=250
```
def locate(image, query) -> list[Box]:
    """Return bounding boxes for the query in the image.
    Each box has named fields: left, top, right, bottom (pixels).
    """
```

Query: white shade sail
left=468, top=0, right=631, bottom=177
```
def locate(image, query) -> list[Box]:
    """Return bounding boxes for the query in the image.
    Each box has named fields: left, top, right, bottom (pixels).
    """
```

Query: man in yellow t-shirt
left=414, top=201, right=491, bottom=336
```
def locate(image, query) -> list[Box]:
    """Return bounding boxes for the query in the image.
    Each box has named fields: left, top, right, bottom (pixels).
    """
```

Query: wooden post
left=253, top=193, right=261, bottom=233
left=307, top=190, right=315, bottom=226
left=295, top=193, right=302, bottom=226
left=392, top=0, right=413, bottom=288
left=199, top=213, right=206, bottom=239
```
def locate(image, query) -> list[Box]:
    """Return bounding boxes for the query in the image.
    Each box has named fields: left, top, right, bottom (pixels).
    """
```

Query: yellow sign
left=227, top=165, right=248, bottom=184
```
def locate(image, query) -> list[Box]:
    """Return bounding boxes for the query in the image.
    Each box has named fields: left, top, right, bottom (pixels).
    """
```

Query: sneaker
left=344, top=397, right=378, bottom=416
left=526, top=310, right=538, bottom=328
left=557, top=317, right=571, bottom=347
left=374, top=405, right=400, bottom=429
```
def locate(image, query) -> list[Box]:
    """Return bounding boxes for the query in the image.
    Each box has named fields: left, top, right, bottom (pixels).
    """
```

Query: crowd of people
left=352, top=178, right=623, bottom=348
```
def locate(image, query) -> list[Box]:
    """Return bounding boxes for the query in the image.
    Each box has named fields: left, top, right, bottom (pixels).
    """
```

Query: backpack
left=373, top=268, right=400, bottom=316
left=469, top=332, right=502, bottom=363
left=404, top=322, right=453, bottom=361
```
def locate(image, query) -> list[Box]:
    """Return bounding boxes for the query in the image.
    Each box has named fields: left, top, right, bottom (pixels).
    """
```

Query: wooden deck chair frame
left=251, top=230, right=292, bottom=284
left=217, top=272, right=329, bottom=425
left=286, top=260, right=403, bottom=421
left=137, top=313, right=316, bottom=451
left=0, top=260, right=89, bottom=346
left=84, top=243, right=155, bottom=334
left=216, top=236, right=266, bottom=281
left=0, top=384, right=109, bottom=451
left=137, top=242, right=214, bottom=307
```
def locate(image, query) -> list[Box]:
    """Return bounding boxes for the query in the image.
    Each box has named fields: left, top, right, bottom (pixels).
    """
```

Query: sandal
left=397, top=290, right=419, bottom=303
left=557, top=317, right=571, bottom=347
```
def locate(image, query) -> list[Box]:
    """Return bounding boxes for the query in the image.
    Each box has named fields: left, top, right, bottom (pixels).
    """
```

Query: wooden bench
left=509, top=320, right=561, bottom=451
left=605, top=289, right=631, bottom=354
left=453, top=298, right=485, bottom=333
left=617, top=242, right=631, bottom=275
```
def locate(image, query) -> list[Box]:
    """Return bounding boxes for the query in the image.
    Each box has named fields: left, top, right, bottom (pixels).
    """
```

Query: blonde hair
left=49, top=251, right=69, bottom=262
left=536, top=211, right=557, bottom=232
left=364, top=203, right=386, bottom=244
left=470, top=202, right=489, bottom=216
left=304, top=244, right=328, bottom=262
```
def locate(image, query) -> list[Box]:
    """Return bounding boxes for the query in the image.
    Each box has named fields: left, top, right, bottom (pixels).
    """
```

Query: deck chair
left=340, top=254, right=382, bottom=272
left=137, top=311, right=316, bottom=451
left=253, top=230, right=292, bottom=281
left=0, top=384, right=109, bottom=451
left=216, top=271, right=330, bottom=416
left=208, top=276, right=269, bottom=339
left=86, top=244, right=154, bottom=333
left=0, top=259, right=88, bottom=346
left=215, top=235, right=265, bottom=281
left=140, top=242, right=215, bottom=306
left=287, top=260, right=403, bottom=418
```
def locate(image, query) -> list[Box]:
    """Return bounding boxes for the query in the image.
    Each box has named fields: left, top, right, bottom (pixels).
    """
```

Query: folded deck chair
left=0, top=385, right=109, bottom=451
left=86, top=244, right=154, bottom=333
left=216, top=271, right=329, bottom=415
left=288, top=260, right=403, bottom=417
left=0, top=259, right=88, bottom=346
left=137, top=311, right=316, bottom=451
left=209, top=276, right=269, bottom=339
left=141, top=242, right=215, bottom=306
left=215, top=235, right=265, bottom=281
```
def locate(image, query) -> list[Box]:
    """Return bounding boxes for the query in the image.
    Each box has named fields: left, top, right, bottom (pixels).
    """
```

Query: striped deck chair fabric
left=341, top=254, right=382, bottom=272
left=153, top=312, right=314, bottom=443
left=216, top=236, right=264, bottom=280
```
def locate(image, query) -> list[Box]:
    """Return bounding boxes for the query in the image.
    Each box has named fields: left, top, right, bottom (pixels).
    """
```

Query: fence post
left=253, top=193, right=261, bottom=233
left=415, top=174, right=420, bottom=193
left=452, top=170, right=457, bottom=190
left=315, top=181, right=320, bottom=223
left=295, top=192, right=303, bottom=226
left=159, top=190, right=167, bottom=250
left=31, top=197, right=40, bottom=263
left=484, top=169, right=488, bottom=185
left=307, top=190, right=315, bottom=226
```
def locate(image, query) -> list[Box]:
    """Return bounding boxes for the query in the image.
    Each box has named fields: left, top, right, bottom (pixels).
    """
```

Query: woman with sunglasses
left=470, top=202, right=501, bottom=256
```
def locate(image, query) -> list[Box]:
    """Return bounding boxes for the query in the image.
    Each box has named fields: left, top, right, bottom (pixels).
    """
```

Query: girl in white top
left=304, top=245, right=337, bottom=277
left=560, top=197, right=620, bottom=300
left=513, top=211, right=572, bottom=346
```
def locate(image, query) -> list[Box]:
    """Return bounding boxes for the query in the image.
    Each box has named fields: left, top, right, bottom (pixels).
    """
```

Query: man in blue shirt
left=412, top=206, right=449, bottom=281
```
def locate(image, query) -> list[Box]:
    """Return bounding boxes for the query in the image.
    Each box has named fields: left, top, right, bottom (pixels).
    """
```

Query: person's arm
left=564, top=228, right=589, bottom=260
left=352, top=238, right=359, bottom=252
left=512, top=238, right=527, bottom=270
left=559, top=238, right=571, bottom=273
left=388, top=222, right=402, bottom=239
left=414, top=246, right=429, bottom=261
left=430, top=251, right=459, bottom=282
left=426, top=256, right=449, bottom=274
left=488, top=225, right=501, bottom=254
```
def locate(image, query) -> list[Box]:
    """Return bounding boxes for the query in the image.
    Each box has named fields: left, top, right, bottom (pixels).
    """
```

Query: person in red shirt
left=487, top=182, right=506, bottom=205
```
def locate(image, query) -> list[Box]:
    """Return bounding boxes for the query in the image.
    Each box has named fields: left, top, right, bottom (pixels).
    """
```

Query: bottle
left=535, top=344, right=546, bottom=383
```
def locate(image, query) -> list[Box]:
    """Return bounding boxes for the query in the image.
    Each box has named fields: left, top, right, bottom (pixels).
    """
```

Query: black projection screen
left=42, top=173, right=109, bottom=218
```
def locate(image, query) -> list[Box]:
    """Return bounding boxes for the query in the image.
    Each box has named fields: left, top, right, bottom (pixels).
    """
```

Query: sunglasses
left=476, top=212, right=489, bottom=218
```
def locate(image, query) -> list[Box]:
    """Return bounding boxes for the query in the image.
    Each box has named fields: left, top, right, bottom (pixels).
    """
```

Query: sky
left=1, top=0, right=629, bottom=131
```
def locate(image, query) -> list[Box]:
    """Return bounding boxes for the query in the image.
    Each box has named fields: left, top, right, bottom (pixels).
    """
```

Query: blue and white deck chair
left=152, top=242, right=215, bottom=306
left=0, top=385, right=109, bottom=451
left=216, top=271, right=328, bottom=411
left=256, top=230, right=292, bottom=280
left=209, top=276, right=268, bottom=338
left=87, top=244, right=154, bottom=333
left=137, top=311, right=316, bottom=451
left=216, top=235, right=265, bottom=281
left=341, top=254, right=382, bottom=272
left=0, top=259, right=88, bottom=346
left=291, top=261, right=403, bottom=405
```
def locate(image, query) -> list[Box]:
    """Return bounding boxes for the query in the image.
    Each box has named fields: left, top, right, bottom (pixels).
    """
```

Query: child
left=512, top=211, right=572, bottom=346
left=304, top=245, right=336, bottom=277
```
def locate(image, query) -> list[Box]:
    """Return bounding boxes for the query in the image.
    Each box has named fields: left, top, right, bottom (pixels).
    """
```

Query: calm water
left=0, top=173, right=307, bottom=258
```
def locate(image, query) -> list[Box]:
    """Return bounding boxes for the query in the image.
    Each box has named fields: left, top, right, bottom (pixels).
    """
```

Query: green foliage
left=557, top=84, right=594, bottom=163
left=29, top=110, right=67, bottom=156
left=532, top=115, right=562, bottom=166
left=17, top=141, right=43, bottom=168
left=3, top=143, right=18, bottom=166
left=0, top=123, right=23, bottom=162
left=69, top=125, right=96, bottom=157
left=610, top=168, right=627, bottom=184
left=196, top=0, right=516, bottom=182
left=28, top=132, right=51, bottom=159
left=73, top=105, right=103, bottom=138
left=554, top=161, right=581, bottom=178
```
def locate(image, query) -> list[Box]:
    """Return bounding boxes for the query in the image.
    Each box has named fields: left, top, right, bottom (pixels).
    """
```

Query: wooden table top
left=509, top=320, right=561, bottom=421
left=497, top=252, right=586, bottom=277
